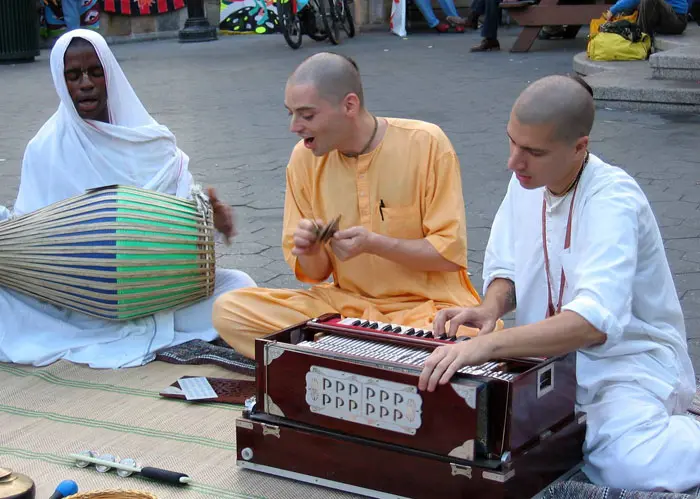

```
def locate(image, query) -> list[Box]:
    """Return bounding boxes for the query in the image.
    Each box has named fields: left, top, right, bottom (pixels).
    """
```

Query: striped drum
left=0, top=185, right=216, bottom=320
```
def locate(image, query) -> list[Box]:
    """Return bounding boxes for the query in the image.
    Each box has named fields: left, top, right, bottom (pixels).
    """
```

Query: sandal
left=446, top=15, right=467, bottom=25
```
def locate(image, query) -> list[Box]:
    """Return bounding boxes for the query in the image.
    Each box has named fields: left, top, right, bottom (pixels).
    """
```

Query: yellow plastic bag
left=589, top=11, right=638, bottom=36
left=587, top=31, right=651, bottom=61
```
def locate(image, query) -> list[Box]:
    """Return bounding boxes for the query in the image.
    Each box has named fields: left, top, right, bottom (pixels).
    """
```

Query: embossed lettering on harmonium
left=305, top=365, right=423, bottom=435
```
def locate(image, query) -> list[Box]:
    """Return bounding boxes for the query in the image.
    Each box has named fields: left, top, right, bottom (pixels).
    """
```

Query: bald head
left=512, top=75, right=595, bottom=144
left=287, top=52, right=364, bottom=107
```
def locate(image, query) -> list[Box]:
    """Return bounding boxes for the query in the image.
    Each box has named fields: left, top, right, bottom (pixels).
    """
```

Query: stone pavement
left=0, top=28, right=699, bottom=369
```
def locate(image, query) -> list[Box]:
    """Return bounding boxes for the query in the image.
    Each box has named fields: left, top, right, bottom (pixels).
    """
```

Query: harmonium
left=235, top=314, right=587, bottom=499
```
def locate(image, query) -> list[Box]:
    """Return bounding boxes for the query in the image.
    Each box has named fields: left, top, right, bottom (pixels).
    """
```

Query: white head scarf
left=13, top=29, right=193, bottom=216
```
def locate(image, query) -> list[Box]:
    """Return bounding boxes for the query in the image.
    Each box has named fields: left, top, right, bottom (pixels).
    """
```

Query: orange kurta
left=214, top=118, right=482, bottom=359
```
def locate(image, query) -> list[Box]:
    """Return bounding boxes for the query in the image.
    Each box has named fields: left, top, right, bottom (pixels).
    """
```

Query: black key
left=368, top=322, right=379, bottom=329
left=352, top=320, right=362, bottom=326
left=415, top=330, right=425, bottom=337
left=424, top=332, right=434, bottom=339
left=404, top=328, right=415, bottom=336
left=360, top=321, right=370, bottom=327
left=392, top=326, right=402, bottom=333
left=438, top=333, right=448, bottom=340
left=381, top=324, right=393, bottom=332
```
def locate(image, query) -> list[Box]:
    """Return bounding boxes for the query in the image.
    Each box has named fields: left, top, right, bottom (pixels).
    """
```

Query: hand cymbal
left=314, top=215, right=341, bottom=243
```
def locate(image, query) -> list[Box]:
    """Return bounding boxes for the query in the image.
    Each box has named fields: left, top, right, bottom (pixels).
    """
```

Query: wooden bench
left=499, top=0, right=611, bottom=52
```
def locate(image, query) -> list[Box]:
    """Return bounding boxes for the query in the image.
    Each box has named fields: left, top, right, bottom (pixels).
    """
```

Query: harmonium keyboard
left=235, top=313, right=586, bottom=499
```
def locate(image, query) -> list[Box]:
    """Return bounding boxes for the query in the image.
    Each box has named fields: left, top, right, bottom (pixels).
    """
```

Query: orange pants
left=213, top=284, right=483, bottom=359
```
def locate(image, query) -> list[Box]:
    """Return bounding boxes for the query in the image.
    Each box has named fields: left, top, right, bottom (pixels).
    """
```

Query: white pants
left=0, top=267, right=256, bottom=368
left=582, top=381, right=700, bottom=492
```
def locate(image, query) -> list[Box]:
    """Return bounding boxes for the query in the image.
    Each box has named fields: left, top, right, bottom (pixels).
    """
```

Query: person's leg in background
left=436, top=0, right=469, bottom=30
left=638, top=0, right=687, bottom=34
left=469, top=0, right=485, bottom=28
left=61, top=0, right=82, bottom=30
left=471, top=0, right=500, bottom=50
left=413, top=0, right=452, bottom=31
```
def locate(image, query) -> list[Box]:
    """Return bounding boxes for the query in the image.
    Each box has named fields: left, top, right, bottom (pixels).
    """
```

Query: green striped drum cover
left=0, top=185, right=216, bottom=320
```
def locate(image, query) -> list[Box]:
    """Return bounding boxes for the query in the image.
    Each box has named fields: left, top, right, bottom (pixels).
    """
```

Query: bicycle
left=329, top=0, right=355, bottom=41
left=276, top=0, right=354, bottom=49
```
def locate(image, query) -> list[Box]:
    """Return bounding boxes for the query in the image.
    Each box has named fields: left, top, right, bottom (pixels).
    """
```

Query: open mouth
left=303, top=137, right=315, bottom=148
left=77, top=98, right=99, bottom=109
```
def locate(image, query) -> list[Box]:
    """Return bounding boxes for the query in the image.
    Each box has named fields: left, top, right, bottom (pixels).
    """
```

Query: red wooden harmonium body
left=235, top=313, right=585, bottom=498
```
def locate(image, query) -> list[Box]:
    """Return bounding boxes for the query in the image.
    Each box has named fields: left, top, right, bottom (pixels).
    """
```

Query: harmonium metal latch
left=261, top=423, right=280, bottom=438
left=449, top=463, right=473, bottom=479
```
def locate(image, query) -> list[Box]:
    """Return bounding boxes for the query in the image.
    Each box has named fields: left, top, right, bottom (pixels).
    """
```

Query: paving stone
left=656, top=216, right=684, bottom=228
left=685, top=319, right=700, bottom=340
left=217, top=242, right=271, bottom=256
left=682, top=291, right=700, bottom=319
left=638, top=171, right=686, bottom=181
left=650, top=200, right=700, bottom=220
left=468, top=250, right=485, bottom=266
left=682, top=251, right=700, bottom=264
left=640, top=185, right=683, bottom=203
left=688, top=339, right=700, bottom=373
left=675, top=273, right=700, bottom=294
left=464, top=227, right=492, bottom=253
left=680, top=211, right=700, bottom=229
left=666, top=238, right=700, bottom=252
left=670, top=258, right=700, bottom=275
left=660, top=224, right=700, bottom=240
left=224, top=254, right=275, bottom=268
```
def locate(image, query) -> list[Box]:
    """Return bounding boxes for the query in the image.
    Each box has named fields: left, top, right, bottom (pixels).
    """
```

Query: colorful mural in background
left=101, top=0, right=186, bottom=16
left=40, top=0, right=101, bottom=38
left=219, top=0, right=279, bottom=34
left=41, top=0, right=279, bottom=38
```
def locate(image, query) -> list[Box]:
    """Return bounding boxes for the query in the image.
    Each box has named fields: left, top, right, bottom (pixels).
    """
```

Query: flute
left=68, top=453, right=192, bottom=485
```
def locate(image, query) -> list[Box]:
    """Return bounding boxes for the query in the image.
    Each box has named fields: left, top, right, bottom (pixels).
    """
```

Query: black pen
left=379, top=199, right=385, bottom=221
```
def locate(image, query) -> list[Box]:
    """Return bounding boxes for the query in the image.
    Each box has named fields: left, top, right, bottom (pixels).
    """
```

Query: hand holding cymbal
left=312, top=215, right=342, bottom=244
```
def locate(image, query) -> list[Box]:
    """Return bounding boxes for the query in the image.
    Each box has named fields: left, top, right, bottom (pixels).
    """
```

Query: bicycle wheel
left=317, top=0, right=341, bottom=44
left=341, top=0, right=355, bottom=37
left=302, top=4, right=328, bottom=41
left=277, top=0, right=303, bottom=49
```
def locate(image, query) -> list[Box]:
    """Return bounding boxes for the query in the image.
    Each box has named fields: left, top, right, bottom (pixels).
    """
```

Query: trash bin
left=0, top=0, right=40, bottom=62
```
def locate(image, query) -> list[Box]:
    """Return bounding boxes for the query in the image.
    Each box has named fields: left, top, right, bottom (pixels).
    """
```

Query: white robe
left=0, top=29, right=256, bottom=369
left=483, top=153, right=700, bottom=492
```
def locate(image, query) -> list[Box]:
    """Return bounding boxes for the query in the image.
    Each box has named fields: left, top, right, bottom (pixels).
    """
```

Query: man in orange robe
left=213, top=52, right=484, bottom=359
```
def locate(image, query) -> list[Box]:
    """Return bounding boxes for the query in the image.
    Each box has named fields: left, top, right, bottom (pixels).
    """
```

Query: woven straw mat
left=0, top=360, right=360, bottom=499
left=1, top=361, right=698, bottom=499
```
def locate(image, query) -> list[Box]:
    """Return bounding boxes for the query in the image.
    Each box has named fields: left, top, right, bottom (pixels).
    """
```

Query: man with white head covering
left=0, top=29, right=256, bottom=369
left=418, top=75, right=700, bottom=492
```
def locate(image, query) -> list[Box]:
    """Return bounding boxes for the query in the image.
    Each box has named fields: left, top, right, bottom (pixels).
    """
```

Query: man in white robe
left=0, top=29, right=256, bottom=369
left=418, top=74, right=700, bottom=492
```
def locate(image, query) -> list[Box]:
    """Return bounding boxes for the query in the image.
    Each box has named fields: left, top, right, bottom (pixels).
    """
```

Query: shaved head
left=512, top=74, right=595, bottom=143
left=287, top=52, right=364, bottom=107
